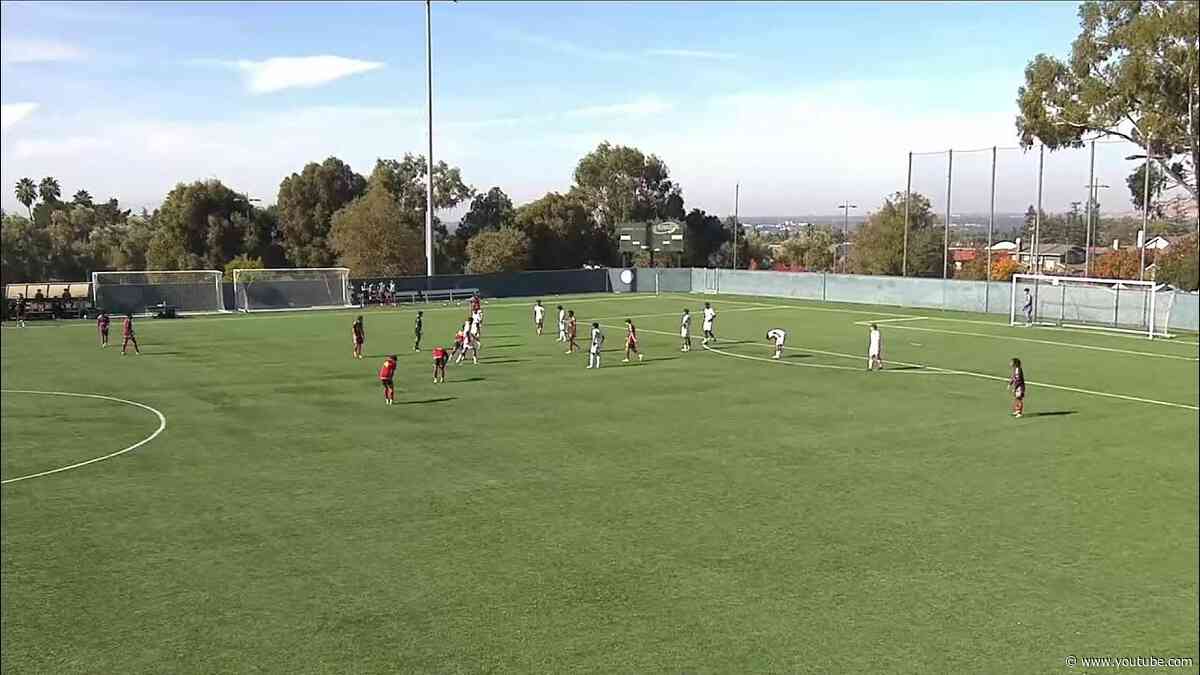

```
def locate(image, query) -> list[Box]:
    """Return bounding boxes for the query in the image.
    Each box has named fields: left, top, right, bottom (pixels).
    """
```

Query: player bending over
left=623, top=319, right=643, bottom=362
left=702, top=302, right=717, bottom=345
left=352, top=316, right=365, bottom=359
left=432, top=346, right=448, bottom=383
left=766, top=328, right=787, bottom=359
left=379, top=355, right=397, bottom=405
left=121, top=314, right=141, bottom=355
left=413, top=311, right=424, bottom=351
left=565, top=310, right=579, bottom=354
left=587, top=322, right=604, bottom=369
left=867, top=323, right=883, bottom=371
left=534, top=300, right=546, bottom=336
left=679, top=308, right=692, bottom=352
left=557, top=305, right=567, bottom=342
left=97, top=311, right=111, bottom=347
left=1008, top=357, right=1026, bottom=418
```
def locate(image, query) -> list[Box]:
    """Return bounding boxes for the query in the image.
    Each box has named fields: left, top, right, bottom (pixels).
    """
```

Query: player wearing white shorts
left=533, top=301, right=546, bottom=336
left=557, top=306, right=567, bottom=342
left=766, top=328, right=786, bottom=359
left=702, top=303, right=717, bottom=345
left=679, top=309, right=692, bottom=352
left=587, top=322, right=604, bottom=369
left=868, top=324, right=883, bottom=370
left=471, top=309, right=483, bottom=342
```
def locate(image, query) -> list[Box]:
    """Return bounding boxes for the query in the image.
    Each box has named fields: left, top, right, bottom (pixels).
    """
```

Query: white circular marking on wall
left=620, top=269, right=634, bottom=284
left=1, top=390, right=167, bottom=485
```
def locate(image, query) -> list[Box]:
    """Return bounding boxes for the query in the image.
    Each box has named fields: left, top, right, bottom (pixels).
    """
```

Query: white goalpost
left=1009, top=273, right=1176, bottom=338
left=233, top=268, right=353, bottom=313
left=92, top=270, right=225, bottom=315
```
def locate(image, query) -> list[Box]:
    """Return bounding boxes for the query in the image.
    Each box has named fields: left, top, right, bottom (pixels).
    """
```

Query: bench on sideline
left=5, top=282, right=92, bottom=321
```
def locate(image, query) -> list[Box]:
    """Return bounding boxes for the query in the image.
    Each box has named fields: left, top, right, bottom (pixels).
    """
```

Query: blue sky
left=1, top=1, right=1142, bottom=217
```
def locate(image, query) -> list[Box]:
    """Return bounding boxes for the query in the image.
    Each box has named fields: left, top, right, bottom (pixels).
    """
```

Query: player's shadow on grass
left=456, top=376, right=487, bottom=383
left=709, top=339, right=752, bottom=347
left=396, top=397, right=457, bottom=405
left=141, top=351, right=182, bottom=356
left=785, top=353, right=812, bottom=359
left=482, top=358, right=525, bottom=365
left=885, top=365, right=923, bottom=371
left=1028, top=410, right=1077, bottom=417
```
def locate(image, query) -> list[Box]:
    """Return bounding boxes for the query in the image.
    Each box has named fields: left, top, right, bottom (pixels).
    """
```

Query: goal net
left=233, top=268, right=353, bottom=312
left=92, top=270, right=225, bottom=315
left=1010, top=274, right=1175, bottom=338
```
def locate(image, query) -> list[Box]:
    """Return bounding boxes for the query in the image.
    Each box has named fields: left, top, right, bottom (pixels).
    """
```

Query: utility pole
left=1139, top=139, right=1152, bottom=281
left=837, top=202, right=857, bottom=273
left=903, top=151, right=912, bottom=277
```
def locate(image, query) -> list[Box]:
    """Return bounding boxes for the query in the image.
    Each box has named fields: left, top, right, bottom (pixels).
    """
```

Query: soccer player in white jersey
left=868, top=323, right=883, bottom=370
left=533, top=300, right=546, bottom=335
left=679, top=308, right=692, bottom=352
left=702, top=302, right=717, bottom=345
left=587, top=322, right=604, bottom=369
left=766, top=328, right=787, bottom=359
left=557, top=305, right=567, bottom=342
left=471, top=308, right=483, bottom=342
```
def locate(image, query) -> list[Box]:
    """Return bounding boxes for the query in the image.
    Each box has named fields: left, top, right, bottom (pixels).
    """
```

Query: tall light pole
left=732, top=183, right=740, bottom=270
left=1083, top=180, right=1109, bottom=277
left=424, top=0, right=435, bottom=277
left=837, top=202, right=856, bottom=272
left=1126, top=145, right=1156, bottom=281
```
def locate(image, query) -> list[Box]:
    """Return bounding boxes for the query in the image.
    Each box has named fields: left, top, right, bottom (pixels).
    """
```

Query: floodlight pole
left=733, top=182, right=740, bottom=270
left=1034, top=145, right=1044, bottom=274
left=424, top=0, right=435, bottom=277
left=1139, top=138, right=1151, bottom=281
left=1085, top=140, right=1096, bottom=276
left=837, top=201, right=857, bottom=273
left=942, top=149, right=952, bottom=280
left=903, top=151, right=911, bottom=277
left=986, top=146, right=996, bottom=310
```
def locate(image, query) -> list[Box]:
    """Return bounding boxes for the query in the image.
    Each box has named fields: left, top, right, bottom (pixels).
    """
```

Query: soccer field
left=2, top=292, right=1197, bottom=673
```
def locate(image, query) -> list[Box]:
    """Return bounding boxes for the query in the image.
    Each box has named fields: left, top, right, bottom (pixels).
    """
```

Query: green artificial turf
left=2, top=292, right=1197, bottom=673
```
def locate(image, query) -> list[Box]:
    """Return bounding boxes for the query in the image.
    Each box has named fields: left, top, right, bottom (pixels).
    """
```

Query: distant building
left=1016, top=243, right=1085, bottom=272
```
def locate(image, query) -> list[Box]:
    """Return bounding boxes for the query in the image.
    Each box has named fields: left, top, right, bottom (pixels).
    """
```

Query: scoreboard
left=617, top=221, right=685, bottom=254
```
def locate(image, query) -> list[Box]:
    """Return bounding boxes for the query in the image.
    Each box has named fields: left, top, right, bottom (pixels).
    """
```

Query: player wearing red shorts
left=432, top=346, right=448, bottom=383
left=379, top=355, right=397, bottom=405
left=121, top=314, right=140, bottom=355
left=623, top=319, right=643, bottom=362
left=97, top=312, right=111, bottom=347
left=352, top=316, right=365, bottom=359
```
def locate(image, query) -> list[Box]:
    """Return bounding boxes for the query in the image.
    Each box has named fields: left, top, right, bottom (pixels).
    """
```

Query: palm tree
left=14, top=178, right=37, bottom=218
left=72, top=189, right=93, bottom=207
left=38, top=176, right=61, bottom=204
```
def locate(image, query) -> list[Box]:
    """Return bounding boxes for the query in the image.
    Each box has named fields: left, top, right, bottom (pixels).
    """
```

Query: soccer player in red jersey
left=1008, top=357, right=1025, bottom=418
left=379, top=355, right=397, bottom=405
left=470, top=293, right=481, bottom=314
left=352, top=316, right=365, bottom=359
left=432, top=346, right=448, bottom=383
left=564, top=310, right=579, bottom=354
left=97, top=312, right=111, bottom=347
left=622, top=318, right=643, bottom=362
left=121, top=314, right=140, bottom=355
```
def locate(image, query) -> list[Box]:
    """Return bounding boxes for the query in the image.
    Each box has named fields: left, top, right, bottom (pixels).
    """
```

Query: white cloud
left=1, top=103, right=39, bottom=133
left=0, top=38, right=87, bottom=63
left=646, top=48, right=737, bottom=60
left=566, top=98, right=673, bottom=118
left=222, top=56, right=385, bottom=94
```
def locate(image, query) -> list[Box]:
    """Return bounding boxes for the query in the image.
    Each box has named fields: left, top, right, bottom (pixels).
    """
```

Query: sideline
left=1, top=390, right=167, bottom=485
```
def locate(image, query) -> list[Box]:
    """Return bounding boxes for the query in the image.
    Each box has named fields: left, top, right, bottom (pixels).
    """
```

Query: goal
left=1009, top=273, right=1176, bottom=338
left=233, top=268, right=353, bottom=312
left=92, top=270, right=225, bottom=315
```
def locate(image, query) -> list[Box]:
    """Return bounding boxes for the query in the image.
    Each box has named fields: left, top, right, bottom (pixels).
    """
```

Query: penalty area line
left=1, top=390, right=167, bottom=485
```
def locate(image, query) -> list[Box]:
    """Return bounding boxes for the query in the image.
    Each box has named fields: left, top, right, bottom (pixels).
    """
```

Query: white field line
left=866, top=323, right=1199, bottom=362
left=620, top=324, right=1199, bottom=412
left=1, top=390, right=167, bottom=485
left=853, top=317, right=930, bottom=325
